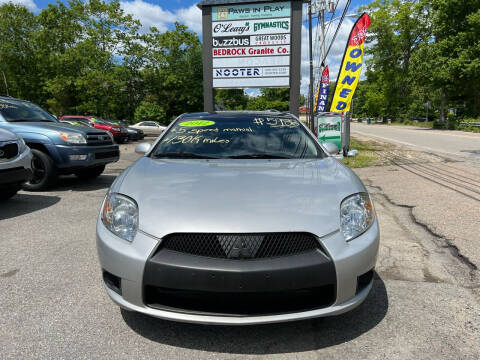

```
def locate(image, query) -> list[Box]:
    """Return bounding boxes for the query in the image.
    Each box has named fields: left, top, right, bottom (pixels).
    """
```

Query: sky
left=1, top=0, right=372, bottom=96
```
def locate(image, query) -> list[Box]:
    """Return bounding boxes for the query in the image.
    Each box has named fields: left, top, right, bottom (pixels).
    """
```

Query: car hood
left=117, top=157, right=366, bottom=239
left=0, top=127, right=17, bottom=142
left=3, top=121, right=107, bottom=135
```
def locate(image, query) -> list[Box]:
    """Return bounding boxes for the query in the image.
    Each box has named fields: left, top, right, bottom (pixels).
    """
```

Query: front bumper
left=96, top=219, right=379, bottom=325
left=47, top=144, right=120, bottom=171
left=0, top=147, right=33, bottom=187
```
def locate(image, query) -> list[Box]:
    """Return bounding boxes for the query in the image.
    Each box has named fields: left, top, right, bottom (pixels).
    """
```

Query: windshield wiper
left=153, top=152, right=219, bottom=159
left=227, top=154, right=293, bottom=159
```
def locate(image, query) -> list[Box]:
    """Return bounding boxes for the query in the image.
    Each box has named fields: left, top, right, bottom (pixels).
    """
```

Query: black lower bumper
left=143, top=249, right=336, bottom=316
left=0, top=167, right=32, bottom=186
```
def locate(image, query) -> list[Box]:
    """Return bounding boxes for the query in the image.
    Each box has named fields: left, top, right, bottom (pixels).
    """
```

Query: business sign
left=213, top=34, right=290, bottom=47
left=212, top=1, right=291, bottom=21
left=213, top=55, right=290, bottom=68
left=209, top=2, right=292, bottom=89
left=213, top=77, right=290, bottom=88
left=214, top=67, right=289, bottom=78
left=250, top=34, right=290, bottom=45
left=213, top=45, right=290, bottom=57
left=317, top=114, right=342, bottom=149
left=212, top=18, right=290, bottom=36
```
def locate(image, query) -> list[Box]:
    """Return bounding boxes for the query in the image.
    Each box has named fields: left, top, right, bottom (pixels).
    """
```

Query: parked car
left=0, top=128, right=33, bottom=199
left=97, top=111, right=379, bottom=325
left=0, top=97, right=120, bottom=190
left=130, top=121, right=166, bottom=136
left=59, top=115, right=129, bottom=144
left=106, top=120, right=144, bottom=141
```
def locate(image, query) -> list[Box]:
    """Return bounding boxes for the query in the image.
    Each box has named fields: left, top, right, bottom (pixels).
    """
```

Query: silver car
left=0, top=128, right=33, bottom=200
left=96, top=111, right=379, bottom=325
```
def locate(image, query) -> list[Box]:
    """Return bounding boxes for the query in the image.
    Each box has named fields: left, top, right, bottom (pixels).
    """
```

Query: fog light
left=69, top=154, right=88, bottom=160
left=103, top=270, right=122, bottom=295
left=356, top=269, right=374, bottom=294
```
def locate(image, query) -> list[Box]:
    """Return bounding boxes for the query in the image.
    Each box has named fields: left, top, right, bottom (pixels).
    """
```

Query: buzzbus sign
left=198, top=0, right=303, bottom=115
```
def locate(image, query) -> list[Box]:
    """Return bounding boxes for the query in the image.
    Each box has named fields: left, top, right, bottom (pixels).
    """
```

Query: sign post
left=198, top=0, right=304, bottom=116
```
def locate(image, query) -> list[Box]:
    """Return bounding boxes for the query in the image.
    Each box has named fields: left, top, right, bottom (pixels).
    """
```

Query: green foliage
left=355, top=0, right=480, bottom=124
left=341, top=138, right=386, bottom=168
left=134, top=101, right=166, bottom=124
left=215, top=89, right=248, bottom=110
left=245, top=88, right=290, bottom=111
left=0, top=0, right=203, bottom=121
left=214, top=88, right=293, bottom=112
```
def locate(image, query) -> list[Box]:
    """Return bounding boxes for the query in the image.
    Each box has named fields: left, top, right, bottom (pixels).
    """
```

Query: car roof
left=61, top=115, right=92, bottom=119
left=0, top=96, right=32, bottom=104
left=180, top=110, right=296, bottom=121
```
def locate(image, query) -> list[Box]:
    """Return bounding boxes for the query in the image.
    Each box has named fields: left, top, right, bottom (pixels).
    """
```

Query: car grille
left=95, top=150, right=119, bottom=159
left=86, top=132, right=113, bottom=146
left=160, top=232, right=321, bottom=259
left=0, top=142, right=19, bottom=162
left=145, top=285, right=336, bottom=316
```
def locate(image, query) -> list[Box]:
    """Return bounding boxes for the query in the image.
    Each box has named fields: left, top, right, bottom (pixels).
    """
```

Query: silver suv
left=0, top=128, right=33, bottom=200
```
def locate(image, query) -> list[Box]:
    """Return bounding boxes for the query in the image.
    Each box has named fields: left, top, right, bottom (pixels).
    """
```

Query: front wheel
left=0, top=185, right=21, bottom=200
left=75, top=165, right=105, bottom=179
left=23, top=149, right=58, bottom=191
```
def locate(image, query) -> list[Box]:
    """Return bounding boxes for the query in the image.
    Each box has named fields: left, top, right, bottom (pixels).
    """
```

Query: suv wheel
left=0, top=185, right=21, bottom=200
left=75, top=165, right=105, bottom=179
left=23, top=149, right=58, bottom=191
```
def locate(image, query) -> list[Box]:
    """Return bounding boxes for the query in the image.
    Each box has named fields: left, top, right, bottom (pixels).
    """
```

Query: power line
left=323, top=0, right=341, bottom=45
left=321, top=0, right=352, bottom=66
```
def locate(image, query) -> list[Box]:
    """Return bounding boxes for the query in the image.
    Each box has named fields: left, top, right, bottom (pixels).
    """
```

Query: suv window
left=0, top=99, right=57, bottom=123
left=152, top=115, right=325, bottom=159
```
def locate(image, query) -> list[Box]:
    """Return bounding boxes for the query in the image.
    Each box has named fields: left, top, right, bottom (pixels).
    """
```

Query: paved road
left=1, top=141, right=479, bottom=359
left=352, top=123, right=480, bottom=165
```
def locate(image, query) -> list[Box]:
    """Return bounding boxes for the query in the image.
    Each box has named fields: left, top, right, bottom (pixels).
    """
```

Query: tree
left=0, top=3, right=40, bottom=100
left=134, top=101, right=166, bottom=124
left=360, top=0, right=431, bottom=121
left=215, top=89, right=248, bottom=110
left=142, top=23, right=203, bottom=120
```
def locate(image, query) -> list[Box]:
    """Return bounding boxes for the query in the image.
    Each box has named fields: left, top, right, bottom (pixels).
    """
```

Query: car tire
left=23, top=149, right=58, bottom=191
left=75, top=165, right=105, bottom=179
left=0, top=185, right=21, bottom=200
left=117, top=138, right=125, bottom=144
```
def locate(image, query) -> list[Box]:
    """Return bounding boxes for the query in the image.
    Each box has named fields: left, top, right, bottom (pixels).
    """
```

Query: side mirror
left=135, top=142, right=151, bottom=155
left=323, top=142, right=339, bottom=155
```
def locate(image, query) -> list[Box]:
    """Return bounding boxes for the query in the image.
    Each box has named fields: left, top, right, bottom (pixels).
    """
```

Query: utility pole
left=1, top=70, right=8, bottom=97
left=309, top=1, right=329, bottom=131
left=319, top=2, right=326, bottom=76
left=308, top=1, right=314, bottom=131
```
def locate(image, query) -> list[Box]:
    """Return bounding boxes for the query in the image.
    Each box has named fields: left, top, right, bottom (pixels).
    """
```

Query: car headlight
left=57, top=131, right=86, bottom=144
left=340, top=192, right=375, bottom=241
left=105, top=132, right=114, bottom=142
left=101, top=193, right=138, bottom=242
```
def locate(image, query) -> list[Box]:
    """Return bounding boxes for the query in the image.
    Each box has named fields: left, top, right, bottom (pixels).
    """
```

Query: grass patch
left=341, top=138, right=386, bottom=168
left=390, top=121, right=434, bottom=128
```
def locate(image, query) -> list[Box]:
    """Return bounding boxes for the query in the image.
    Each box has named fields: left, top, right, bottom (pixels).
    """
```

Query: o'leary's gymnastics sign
left=330, top=13, right=371, bottom=112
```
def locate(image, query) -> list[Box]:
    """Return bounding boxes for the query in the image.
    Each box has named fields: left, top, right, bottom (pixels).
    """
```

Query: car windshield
left=0, top=99, right=57, bottom=122
left=151, top=115, right=325, bottom=159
